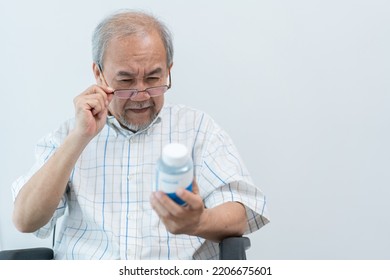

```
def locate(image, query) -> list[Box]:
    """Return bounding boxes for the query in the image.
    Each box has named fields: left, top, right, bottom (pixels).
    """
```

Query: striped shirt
left=12, top=103, right=269, bottom=260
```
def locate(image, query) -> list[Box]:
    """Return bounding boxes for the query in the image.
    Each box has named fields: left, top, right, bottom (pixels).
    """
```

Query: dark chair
left=219, top=236, right=251, bottom=260
left=0, top=236, right=250, bottom=260
left=0, top=247, right=54, bottom=260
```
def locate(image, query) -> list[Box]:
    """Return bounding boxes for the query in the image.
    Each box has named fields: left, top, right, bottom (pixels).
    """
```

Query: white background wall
left=0, top=0, right=389, bottom=259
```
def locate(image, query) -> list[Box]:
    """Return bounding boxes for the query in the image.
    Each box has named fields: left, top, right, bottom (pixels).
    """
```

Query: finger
left=150, top=191, right=171, bottom=218
left=106, top=91, right=114, bottom=104
left=191, top=180, right=199, bottom=195
left=96, top=84, right=115, bottom=105
left=86, top=85, right=114, bottom=111
left=176, top=187, right=203, bottom=210
left=151, top=191, right=184, bottom=217
left=83, top=95, right=106, bottom=116
left=84, top=84, right=114, bottom=95
left=83, top=85, right=114, bottom=104
left=91, top=87, right=110, bottom=106
left=98, top=84, right=115, bottom=94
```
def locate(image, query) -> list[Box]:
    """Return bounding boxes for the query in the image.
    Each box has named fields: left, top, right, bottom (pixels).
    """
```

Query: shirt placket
left=119, top=135, right=139, bottom=259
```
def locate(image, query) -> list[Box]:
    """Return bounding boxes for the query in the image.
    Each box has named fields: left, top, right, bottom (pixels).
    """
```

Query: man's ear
left=92, top=63, right=102, bottom=84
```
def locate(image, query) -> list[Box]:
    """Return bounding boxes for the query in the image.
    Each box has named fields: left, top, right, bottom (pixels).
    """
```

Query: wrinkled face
left=95, top=31, right=171, bottom=131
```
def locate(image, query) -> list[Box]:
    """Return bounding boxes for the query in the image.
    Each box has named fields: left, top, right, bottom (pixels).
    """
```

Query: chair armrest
left=0, top=247, right=54, bottom=260
left=0, top=238, right=250, bottom=260
left=219, top=236, right=251, bottom=260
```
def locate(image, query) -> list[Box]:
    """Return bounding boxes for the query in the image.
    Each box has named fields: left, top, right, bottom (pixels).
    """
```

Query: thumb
left=192, top=179, right=199, bottom=195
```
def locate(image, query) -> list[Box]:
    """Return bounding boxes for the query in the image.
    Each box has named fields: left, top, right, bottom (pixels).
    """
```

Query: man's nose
left=130, top=80, right=150, bottom=101
left=130, top=88, right=150, bottom=101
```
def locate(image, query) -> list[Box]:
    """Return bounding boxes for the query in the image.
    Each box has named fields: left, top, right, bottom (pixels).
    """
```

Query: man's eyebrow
left=116, top=71, right=135, bottom=77
left=115, top=68, right=163, bottom=77
left=146, top=68, right=163, bottom=76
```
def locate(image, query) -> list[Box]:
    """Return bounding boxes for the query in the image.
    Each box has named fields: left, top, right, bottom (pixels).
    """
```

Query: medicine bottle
left=156, top=143, right=193, bottom=205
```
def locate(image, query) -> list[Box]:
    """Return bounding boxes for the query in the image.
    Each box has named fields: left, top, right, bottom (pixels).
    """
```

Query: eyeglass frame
left=98, top=64, right=172, bottom=100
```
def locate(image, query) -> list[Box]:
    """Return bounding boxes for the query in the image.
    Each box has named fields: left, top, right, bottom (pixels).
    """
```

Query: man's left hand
left=150, top=180, right=207, bottom=236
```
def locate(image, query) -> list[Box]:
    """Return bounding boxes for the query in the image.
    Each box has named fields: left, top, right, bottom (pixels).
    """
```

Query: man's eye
left=147, top=77, right=160, bottom=81
left=118, top=79, right=135, bottom=85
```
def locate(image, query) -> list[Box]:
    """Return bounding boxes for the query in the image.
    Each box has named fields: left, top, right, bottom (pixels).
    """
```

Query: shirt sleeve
left=195, top=117, right=270, bottom=234
left=11, top=120, right=73, bottom=238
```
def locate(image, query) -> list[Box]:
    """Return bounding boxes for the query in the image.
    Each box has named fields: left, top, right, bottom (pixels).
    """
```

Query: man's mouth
left=128, top=107, right=150, bottom=113
left=125, top=102, right=153, bottom=113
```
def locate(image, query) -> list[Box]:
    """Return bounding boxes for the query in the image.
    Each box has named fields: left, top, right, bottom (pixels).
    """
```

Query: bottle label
left=156, top=170, right=193, bottom=205
left=166, top=183, right=193, bottom=206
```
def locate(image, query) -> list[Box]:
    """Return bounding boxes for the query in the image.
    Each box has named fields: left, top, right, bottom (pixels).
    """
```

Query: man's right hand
left=13, top=85, right=114, bottom=233
left=72, top=84, right=114, bottom=140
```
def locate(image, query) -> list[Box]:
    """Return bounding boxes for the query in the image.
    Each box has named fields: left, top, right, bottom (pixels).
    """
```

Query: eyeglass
left=100, top=68, right=171, bottom=100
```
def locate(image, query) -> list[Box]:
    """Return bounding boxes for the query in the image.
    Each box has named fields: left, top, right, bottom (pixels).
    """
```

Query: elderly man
left=12, top=10, right=269, bottom=259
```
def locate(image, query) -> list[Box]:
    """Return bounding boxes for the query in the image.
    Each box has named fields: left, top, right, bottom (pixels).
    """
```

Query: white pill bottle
left=156, top=143, right=193, bottom=205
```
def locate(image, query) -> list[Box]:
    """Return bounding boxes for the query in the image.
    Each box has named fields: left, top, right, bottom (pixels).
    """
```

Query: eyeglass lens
left=114, top=86, right=169, bottom=99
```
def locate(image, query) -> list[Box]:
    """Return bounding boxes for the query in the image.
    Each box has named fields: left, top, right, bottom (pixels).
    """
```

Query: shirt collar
left=106, top=113, right=162, bottom=137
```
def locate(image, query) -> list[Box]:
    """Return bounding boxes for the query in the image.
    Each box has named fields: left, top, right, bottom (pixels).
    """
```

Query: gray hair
left=92, top=10, right=174, bottom=70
